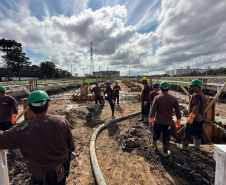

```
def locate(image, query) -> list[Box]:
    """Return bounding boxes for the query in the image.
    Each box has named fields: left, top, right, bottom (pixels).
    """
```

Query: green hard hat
left=28, top=90, right=50, bottom=104
left=190, top=79, right=202, bottom=86
left=0, top=85, right=6, bottom=91
left=115, top=81, right=118, bottom=84
left=160, top=81, right=170, bottom=89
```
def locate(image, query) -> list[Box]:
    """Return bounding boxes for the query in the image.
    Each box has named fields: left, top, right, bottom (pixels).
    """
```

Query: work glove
left=149, top=118, right=154, bottom=127
left=103, top=95, right=105, bottom=100
left=0, top=130, right=2, bottom=133
left=144, top=101, right=148, bottom=106
left=11, top=114, right=17, bottom=124
left=187, top=113, right=196, bottom=124
left=175, top=119, right=181, bottom=128
left=112, top=99, right=115, bottom=104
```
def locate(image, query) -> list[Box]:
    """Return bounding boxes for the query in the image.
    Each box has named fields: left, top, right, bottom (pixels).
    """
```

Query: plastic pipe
left=90, top=111, right=141, bottom=185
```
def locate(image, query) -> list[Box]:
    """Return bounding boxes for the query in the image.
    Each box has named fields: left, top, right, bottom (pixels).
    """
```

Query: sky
left=0, top=0, right=226, bottom=76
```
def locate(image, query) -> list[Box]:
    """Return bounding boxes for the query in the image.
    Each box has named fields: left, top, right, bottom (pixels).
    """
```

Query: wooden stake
left=178, top=84, right=190, bottom=99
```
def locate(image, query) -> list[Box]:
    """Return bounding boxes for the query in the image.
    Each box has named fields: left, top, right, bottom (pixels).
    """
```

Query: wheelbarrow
left=86, top=101, right=105, bottom=121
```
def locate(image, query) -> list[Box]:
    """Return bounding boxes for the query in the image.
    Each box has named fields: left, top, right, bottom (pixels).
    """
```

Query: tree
left=40, top=61, right=56, bottom=78
left=0, top=39, right=22, bottom=80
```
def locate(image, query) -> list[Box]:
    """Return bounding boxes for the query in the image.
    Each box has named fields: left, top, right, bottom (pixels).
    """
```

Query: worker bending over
left=113, top=81, right=121, bottom=105
left=103, top=81, right=115, bottom=118
left=138, top=77, right=151, bottom=123
left=0, top=90, right=75, bottom=185
left=0, top=85, right=18, bottom=131
left=149, top=83, right=160, bottom=105
left=91, top=82, right=102, bottom=104
left=179, top=79, right=206, bottom=150
left=149, top=81, right=181, bottom=157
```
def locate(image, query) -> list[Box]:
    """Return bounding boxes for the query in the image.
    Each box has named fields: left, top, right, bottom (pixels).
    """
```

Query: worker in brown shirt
left=149, top=81, right=181, bottom=157
left=138, top=77, right=151, bottom=123
left=103, top=81, right=115, bottom=118
left=149, top=83, right=160, bottom=105
left=0, top=85, right=18, bottom=131
left=0, top=90, right=75, bottom=185
left=91, top=82, right=102, bottom=104
left=179, top=79, right=206, bottom=150
left=113, top=81, right=121, bottom=105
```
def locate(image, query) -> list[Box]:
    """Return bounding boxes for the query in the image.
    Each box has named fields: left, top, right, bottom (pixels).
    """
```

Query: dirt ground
left=6, top=81, right=223, bottom=184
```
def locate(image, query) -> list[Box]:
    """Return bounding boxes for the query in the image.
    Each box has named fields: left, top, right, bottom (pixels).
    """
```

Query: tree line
left=0, top=38, right=72, bottom=80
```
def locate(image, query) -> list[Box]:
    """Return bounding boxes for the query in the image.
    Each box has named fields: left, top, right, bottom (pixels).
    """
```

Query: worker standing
left=149, top=83, right=160, bottom=105
left=113, top=81, right=121, bottom=105
left=0, top=90, right=75, bottom=185
left=91, top=82, right=102, bottom=104
left=0, top=85, right=18, bottom=131
left=149, top=81, right=181, bottom=157
left=138, top=77, right=151, bottom=123
left=179, top=79, right=206, bottom=150
left=103, top=81, right=115, bottom=118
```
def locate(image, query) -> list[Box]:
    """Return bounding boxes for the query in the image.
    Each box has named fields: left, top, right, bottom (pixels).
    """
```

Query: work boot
left=138, top=114, right=144, bottom=121
left=142, top=115, right=148, bottom=123
left=112, top=112, right=115, bottom=118
left=177, top=139, right=189, bottom=150
left=163, top=145, right=171, bottom=157
left=191, top=139, right=201, bottom=149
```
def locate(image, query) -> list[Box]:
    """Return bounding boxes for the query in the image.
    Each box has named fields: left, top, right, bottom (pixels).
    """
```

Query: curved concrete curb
left=90, top=111, right=141, bottom=185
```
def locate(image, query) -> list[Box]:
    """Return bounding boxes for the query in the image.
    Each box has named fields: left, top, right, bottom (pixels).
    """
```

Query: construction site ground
left=7, top=81, right=226, bottom=185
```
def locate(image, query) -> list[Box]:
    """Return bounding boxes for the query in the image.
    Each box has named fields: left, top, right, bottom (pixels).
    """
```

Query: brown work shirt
left=0, top=114, right=75, bottom=176
left=0, top=95, right=18, bottom=122
left=188, top=91, right=206, bottom=121
left=91, top=86, right=101, bottom=98
left=113, top=85, right=121, bottom=95
left=141, top=85, right=151, bottom=102
left=150, top=93, right=181, bottom=125
left=149, top=91, right=159, bottom=103
left=104, top=88, right=115, bottom=100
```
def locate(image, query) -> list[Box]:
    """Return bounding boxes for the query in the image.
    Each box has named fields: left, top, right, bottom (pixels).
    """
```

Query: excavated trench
left=3, top=81, right=224, bottom=184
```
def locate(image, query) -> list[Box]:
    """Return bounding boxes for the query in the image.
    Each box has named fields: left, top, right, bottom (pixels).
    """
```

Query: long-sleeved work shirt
left=150, top=93, right=181, bottom=125
left=91, top=86, right=101, bottom=98
left=0, top=95, right=18, bottom=122
left=141, top=85, right=151, bottom=102
left=0, top=114, right=75, bottom=176
left=113, top=85, right=121, bottom=95
left=104, top=88, right=115, bottom=100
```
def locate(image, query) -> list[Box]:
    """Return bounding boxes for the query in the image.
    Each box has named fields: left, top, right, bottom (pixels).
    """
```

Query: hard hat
left=153, top=83, right=160, bottom=88
left=28, top=90, right=50, bottom=105
left=106, top=81, right=110, bottom=85
left=95, top=82, right=98, bottom=84
left=189, top=79, right=202, bottom=86
left=115, top=81, right=118, bottom=84
left=160, top=81, right=170, bottom=89
left=147, top=81, right=150, bottom=84
left=0, top=85, right=6, bottom=91
left=142, top=77, right=147, bottom=81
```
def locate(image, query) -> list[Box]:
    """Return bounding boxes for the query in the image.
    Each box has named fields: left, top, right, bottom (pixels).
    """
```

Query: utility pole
left=129, top=67, right=130, bottom=79
left=90, top=41, right=94, bottom=76
left=71, top=64, right=72, bottom=76
left=163, top=67, right=164, bottom=75
left=107, top=66, right=108, bottom=77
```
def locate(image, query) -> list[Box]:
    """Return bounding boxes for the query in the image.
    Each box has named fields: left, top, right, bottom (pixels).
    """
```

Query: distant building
left=165, top=66, right=211, bottom=76
left=0, top=68, right=41, bottom=81
left=93, top=70, right=120, bottom=77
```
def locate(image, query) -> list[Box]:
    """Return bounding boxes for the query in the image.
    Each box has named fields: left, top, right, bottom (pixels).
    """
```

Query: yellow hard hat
left=142, top=77, right=147, bottom=81
left=147, top=80, right=150, bottom=84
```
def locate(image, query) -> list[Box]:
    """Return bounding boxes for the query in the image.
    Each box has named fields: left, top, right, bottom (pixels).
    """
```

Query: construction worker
left=0, top=85, right=18, bottom=131
left=179, top=79, right=206, bottom=150
left=0, top=90, right=75, bottom=185
left=149, top=81, right=181, bottom=157
left=113, top=81, right=121, bottom=105
left=138, top=77, right=151, bottom=123
left=149, top=83, right=160, bottom=105
left=91, top=82, right=102, bottom=104
left=103, top=81, right=115, bottom=118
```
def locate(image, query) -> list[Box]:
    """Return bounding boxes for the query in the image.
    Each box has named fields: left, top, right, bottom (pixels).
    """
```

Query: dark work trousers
left=95, top=96, right=102, bottom=104
left=29, top=156, right=71, bottom=185
left=114, top=95, right=119, bottom=104
left=153, top=122, right=171, bottom=146
left=105, top=97, right=114, bottom=113
left=0, top=121, right=13, bottom=131
left=141, top=102, right=150, bottom=116
left=183, top=121, right=203, bottom=140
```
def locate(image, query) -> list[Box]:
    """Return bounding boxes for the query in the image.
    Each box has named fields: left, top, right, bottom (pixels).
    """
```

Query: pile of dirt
left=116, top=121, right=215, bottom=185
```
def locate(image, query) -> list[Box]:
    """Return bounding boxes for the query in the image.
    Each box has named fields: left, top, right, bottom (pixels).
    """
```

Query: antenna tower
left=90, top=41, right=94, bottom=75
